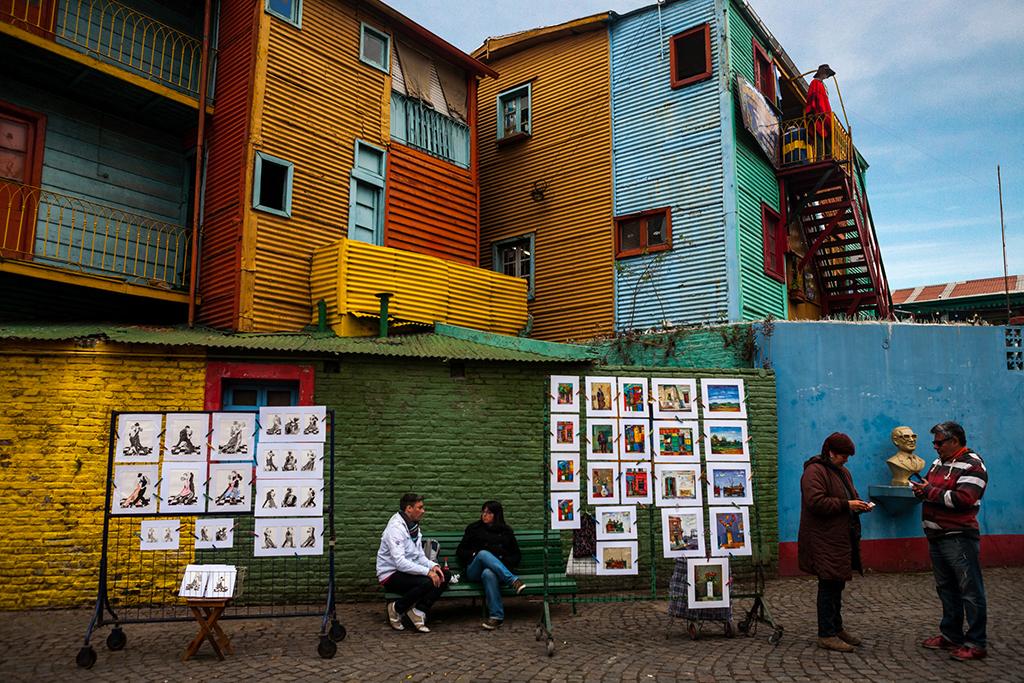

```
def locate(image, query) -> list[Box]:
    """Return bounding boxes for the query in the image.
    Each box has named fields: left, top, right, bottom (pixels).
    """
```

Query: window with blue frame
left=492, top=234, right=535, bottom=298
left=265, top=0, right=301, bottom=28
left=360, top=23, right=390, bottom=73
left=253, top=151, right=294, bottom=217
left=348, top=141, right=386, bottom=245
left=497, top=83, right=531, bottom=141
left=223, top=382, right=298, bottom=410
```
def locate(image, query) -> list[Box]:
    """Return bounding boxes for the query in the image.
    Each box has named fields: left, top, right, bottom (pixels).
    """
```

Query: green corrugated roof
left=0, top=323, right=597, bottom=363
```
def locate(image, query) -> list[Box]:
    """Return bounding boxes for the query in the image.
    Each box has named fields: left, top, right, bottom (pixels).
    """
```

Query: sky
left=387, top=0, right=1023, bottom=291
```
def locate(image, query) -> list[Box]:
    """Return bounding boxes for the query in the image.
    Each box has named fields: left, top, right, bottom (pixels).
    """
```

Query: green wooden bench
left=383, top=530, right=577, bottom=606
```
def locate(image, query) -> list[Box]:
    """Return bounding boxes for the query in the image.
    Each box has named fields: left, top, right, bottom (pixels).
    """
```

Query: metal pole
left=998, top=165, right=1011, bottom=321
left=188, top=0, right=213, bottom=327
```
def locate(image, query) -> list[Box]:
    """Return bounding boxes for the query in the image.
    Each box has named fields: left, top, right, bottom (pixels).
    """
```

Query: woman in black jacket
left=456, top=500, right=525, bottom=629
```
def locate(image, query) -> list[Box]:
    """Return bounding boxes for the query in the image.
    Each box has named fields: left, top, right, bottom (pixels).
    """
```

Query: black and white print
left=163, top=413, right=209, bottom=460
left=210, top=412, right=256, bottom=460
left=114, top=414, right=161, bottom=463
left=254, top=518, right=324, bottom=557
left=255, top=442, right=323, bottom=479
left=255, top=480, right=323, bottom=517
left=258, top=406, right=327, bottom=444
left=111, top=464, right=159, bottom=515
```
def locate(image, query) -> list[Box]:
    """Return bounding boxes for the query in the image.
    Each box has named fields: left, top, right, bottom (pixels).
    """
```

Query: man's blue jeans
left=929, top=534, right=987, bottom=648
left=465, top=550, right=518, bottom=620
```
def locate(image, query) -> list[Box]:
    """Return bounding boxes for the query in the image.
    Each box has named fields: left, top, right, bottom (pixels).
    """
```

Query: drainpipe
left=375, top=292, right=392, bottom=337
left=188, top=0, right=213, bottom=327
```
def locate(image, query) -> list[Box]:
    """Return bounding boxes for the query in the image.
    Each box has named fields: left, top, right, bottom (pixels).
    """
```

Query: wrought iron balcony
left=779, top=112, right=852, bottom=167
left=1, top=181, right=190, bottom=290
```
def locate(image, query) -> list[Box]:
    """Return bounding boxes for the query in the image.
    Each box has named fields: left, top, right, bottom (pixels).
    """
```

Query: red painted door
left=0, top=103, right=45, bottom=257
left=1, top=0, right=57, bottom=37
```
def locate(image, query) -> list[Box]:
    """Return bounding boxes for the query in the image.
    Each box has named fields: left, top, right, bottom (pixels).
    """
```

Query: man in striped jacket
left=910, top=421, right=988, bottom=661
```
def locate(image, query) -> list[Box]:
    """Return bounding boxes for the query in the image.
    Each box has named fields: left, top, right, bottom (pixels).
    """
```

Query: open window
left=492, top=234, right=535, bottom=298
left=669, top=24, right=712, bottom=89
left=752, top=39, right=776, bottom=103
left=761, top=203, right=784, bottom=282
left=615, top=208, right=672, bottom=259
left=497, top=83, right=531, bottom=142
left=253, top=152, right=294, bottom=218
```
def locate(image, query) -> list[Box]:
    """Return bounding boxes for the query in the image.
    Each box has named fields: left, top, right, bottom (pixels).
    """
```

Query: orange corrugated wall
left=477, top=28, right=614, bottom=342
left=197, top=0, right=258, bottom=330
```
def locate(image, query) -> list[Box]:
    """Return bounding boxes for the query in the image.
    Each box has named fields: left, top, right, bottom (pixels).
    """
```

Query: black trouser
left=817, top=578, right=846, bottom=637
left=386, top=571, right=450, bottom=614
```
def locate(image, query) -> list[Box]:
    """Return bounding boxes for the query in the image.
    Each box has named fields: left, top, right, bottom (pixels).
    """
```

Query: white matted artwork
left=159, top=462, right=207, bottom=515
left=210, top=412, right=256, bottom=460
left=688, top=557, right=730, bottom=609
left=584, top=377, right=617, bottom=418
left=550, top=414, right=580, bottom=452
left=652, top=420, right=700, bottom=462
left=254, top=518, right=324, bottom=557
left=706, top=462, right=754, bottom=506
left=162, top=413, right=209, bottom=460
left=549, top=375, right=580, bottom=413
left=660, top=507, right=705, bottom=558
left=207, top=463, right=253, bottom=513
left=700, top=379, right=747, bottom=419
left=258, top=406, right=327, bottom=443
left=194, top=518, right=235, bottom=550
left=256, top=443, right=323, bottom=479
left=654, top=463, right=702, bottom=507
left=595, top=505, right=637, bottom=541
left=550, top=491, right=580, bottom=530
left=587, top=462, right=619, bottom=505
left=703, top=421, right=750, bottom=462
left=111, top=464, right=159, bottom=514
left=179, top=564, right=210, bottom=598
left=205, top=565, right=238, bottom=598
left=114, top=414, right=161, bottom=462
left=620, top=461, right=653, bottom=505
left=551, top=454, right=580, bottom=492
left=585, top=418, right=618, bottom=460
left=596, top=540, right=639, bottom=576
left=708, top=506, right=752, bottom=557
left=140, top=519, right=179, bottom=551
left=617, top=377, right=648, bottom=416
left=255, top=480, right=323, bottom=517
left=651, top=378, right=698, bottom=419
left=618, top=418, right=649, bottom=460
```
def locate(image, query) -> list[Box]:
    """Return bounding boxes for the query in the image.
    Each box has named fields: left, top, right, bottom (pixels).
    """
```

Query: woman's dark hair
left=481, top=500, right=509, bottom=529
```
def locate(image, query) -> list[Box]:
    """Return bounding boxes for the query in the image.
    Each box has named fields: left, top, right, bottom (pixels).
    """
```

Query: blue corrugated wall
left=611, top=0, right=729, bottom=330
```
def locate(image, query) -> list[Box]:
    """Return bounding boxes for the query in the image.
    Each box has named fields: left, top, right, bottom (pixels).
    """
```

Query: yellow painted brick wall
left=0, top=343, right=206, bottom=609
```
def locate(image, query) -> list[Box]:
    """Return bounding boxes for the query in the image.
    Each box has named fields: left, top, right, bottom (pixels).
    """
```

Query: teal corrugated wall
left=727, top=2, right=786, bottom=320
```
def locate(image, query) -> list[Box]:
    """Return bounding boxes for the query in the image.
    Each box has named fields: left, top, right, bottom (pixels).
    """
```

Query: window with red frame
left=670, top=24, right=712, bottom=89
left=761, top=203, right=785, bottom=282
left=615, top=208, right=672, bottom=259
left=752, top=39, right=776, bottom=103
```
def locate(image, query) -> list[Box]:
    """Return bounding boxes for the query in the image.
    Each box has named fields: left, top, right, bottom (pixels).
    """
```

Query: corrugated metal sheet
left=311, top=238, right=528, bottom=335
left=477, top=26, right=614, bottom=342
left=385, top=143, right=477, bottom=265
left=728, top=4, right=786, bottom=320
left=198, top=0, right=258, bottom=329
left=611, top=0, right=728, bottom=329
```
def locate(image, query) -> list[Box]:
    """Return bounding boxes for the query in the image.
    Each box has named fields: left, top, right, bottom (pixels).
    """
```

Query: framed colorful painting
left=703, top=421, right=750, bottom=462
left=549, top=375, right=580, bottom=413
left=195, top=518, right=235, bottom=550
left=163, top=413, right=209, bottom=460
left=618, top=418, right=650, bottom=460
left=550, top=414, right=580, bottom=452
left=617, top=377, right=648, bottom=417
left=654, top=463, right=702, bottom=507
left=706, top=462, right=754, bottom=506
left=256, top=443, right=324, bottom=479
left=210, top=412, right=256, bottom=461
left=110, top=464, right=159, bottom=515
left=620, top=461, right=653, bottom=504
left=596, top=540, right=639, bottom=576
left=708, top=506, right=752, bottom=557
left=585, top=418, right=618, bottom=460
left=551, top=454, right=580, bottom=492
left=584, top=377, right=617, bottom=418
left=595, top=505, right=637, bottom=541
left=587, top=462, right=619, bottom=505
left=700, top=379, right=747, bottom=419
left=159, top=462, right=207, bottom=515
left=651, top=378, right=698, bottom=419
left=687, top=557, right=730, bottom=609
left=140, top=519, right=179, bottom=551
left=660, top=507, right=705, bottom=558
left=550, top=491, right=580, bottom=530
left=259, top=406, right=326, bottom=443
left=652, top=420, right=700, bottom=462
left=114, top=413, right=161, bottom=463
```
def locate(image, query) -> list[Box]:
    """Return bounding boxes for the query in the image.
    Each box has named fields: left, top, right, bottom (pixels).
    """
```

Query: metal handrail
left=778, top=112, right=852, bottom=167
left=1, top=0, right=202, bottom=96
left=0, top=181, right=190, bottom=289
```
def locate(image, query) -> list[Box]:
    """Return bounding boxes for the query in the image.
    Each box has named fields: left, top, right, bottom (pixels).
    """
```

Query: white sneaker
left=386, top=602, right=404, bottom=631
left=406, top=607, right=430, bottom=633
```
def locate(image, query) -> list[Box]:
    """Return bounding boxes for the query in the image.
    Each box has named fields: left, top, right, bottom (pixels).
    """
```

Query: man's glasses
left=932, top=437, right=951, bottom=446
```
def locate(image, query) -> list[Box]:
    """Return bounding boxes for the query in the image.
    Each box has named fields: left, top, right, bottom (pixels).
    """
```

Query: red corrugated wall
left=384, top=143, right=478, bottom=266
left=197, top=0, right=258, bottom=329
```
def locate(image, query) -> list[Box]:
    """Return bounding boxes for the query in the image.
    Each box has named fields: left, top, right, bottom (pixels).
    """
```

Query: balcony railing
left=0, top=182, right=190, bottom=289
left=390, top=92, right=471, bottom=168
left=779, top=112, right=852, bottom=168
left=1, top=0, right=202, bottom=97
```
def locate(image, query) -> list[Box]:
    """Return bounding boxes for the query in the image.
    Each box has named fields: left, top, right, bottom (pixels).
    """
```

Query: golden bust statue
left=886, top=426, right=925, bottom=486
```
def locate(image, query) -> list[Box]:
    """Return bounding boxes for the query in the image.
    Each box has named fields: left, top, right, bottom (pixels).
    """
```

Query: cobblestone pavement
left=1, top=568, right=1021, bottom=682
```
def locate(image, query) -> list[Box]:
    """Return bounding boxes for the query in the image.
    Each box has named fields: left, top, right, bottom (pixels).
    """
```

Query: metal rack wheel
left=545, top=638, right=556, bottom=657
left=106, top=627, right=127, bottom=651
left=535, top=625, right=544, bottom=641
left=317, top=635, right=337, bottom=659
left=768, top=627, right=784, bottom=646
left=329, top=621, right=346, bottom=642
left=75, top=646, right=97, bottom=669
left=687, top=622, right=698, bottom=640
left=737, top=619, right=750, bottom=635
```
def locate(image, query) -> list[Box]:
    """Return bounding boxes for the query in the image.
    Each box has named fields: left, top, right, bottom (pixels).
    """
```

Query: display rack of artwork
left=76, top=408, right=344, bottom=670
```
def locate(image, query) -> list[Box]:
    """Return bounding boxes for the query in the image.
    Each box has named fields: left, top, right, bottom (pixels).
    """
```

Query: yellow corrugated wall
left=477, top=28, right=614, bottom=342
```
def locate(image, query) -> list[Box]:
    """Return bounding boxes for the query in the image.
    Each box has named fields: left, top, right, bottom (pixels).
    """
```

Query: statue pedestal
left=868, top=485, right=921, bottom=516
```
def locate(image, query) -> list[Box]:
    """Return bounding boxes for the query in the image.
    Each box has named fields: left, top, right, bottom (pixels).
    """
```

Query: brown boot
left=818, top=636, right=855, bottom=652
left=837, top=630, right=862, bottom=646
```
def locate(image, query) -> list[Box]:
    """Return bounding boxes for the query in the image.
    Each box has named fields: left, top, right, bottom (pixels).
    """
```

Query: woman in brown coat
left=798, top=432, right=873, bottom=652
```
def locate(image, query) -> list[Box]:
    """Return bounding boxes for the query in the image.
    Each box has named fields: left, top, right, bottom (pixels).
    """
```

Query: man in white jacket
left=376, top=493, right=449, bottom=632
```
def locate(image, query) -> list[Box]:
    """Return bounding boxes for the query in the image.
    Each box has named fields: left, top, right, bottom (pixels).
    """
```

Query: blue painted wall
left=763, top=321, right=1024, bottom=544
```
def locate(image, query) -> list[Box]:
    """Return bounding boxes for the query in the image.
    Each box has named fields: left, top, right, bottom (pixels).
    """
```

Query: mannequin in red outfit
left=804, top=64, right=835, bottom=158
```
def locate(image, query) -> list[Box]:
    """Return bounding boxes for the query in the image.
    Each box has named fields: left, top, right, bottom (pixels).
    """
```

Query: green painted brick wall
left=592, top=324, right=757, bottom=369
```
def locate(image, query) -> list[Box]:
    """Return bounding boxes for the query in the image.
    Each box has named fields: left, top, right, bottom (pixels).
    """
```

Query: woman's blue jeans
left=465, top=550, right=518, bottom=620
left=929, top=534, right=987, bottom=648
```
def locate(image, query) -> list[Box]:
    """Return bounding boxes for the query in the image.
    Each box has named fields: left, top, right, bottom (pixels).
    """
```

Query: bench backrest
left=428, top=530, right=562, bottom=575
